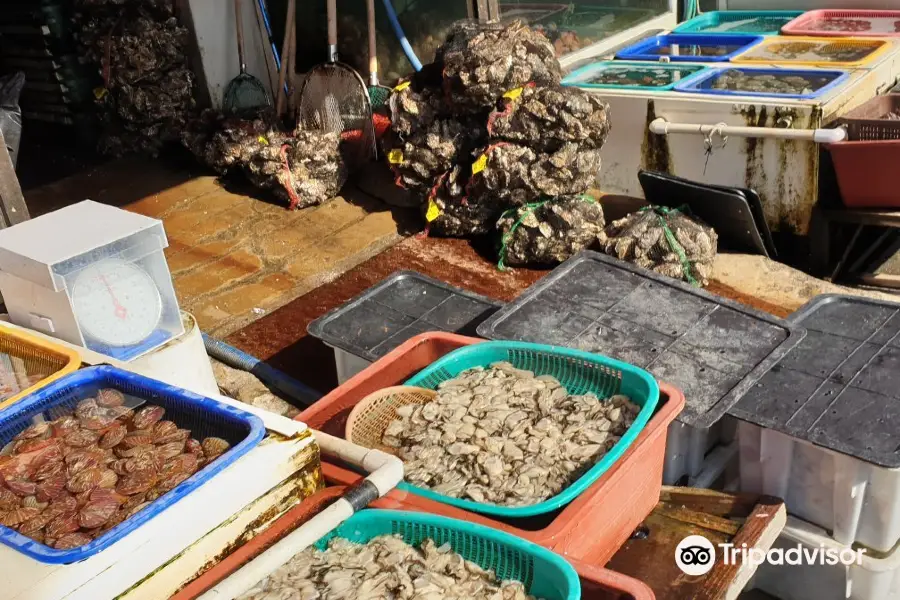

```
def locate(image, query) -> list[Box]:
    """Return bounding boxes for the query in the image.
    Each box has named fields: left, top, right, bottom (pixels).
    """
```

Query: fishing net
left=72, top=0, right=197, bottom=156
left=183, top=109, right=346, bottom=209
left=439, top=20, right=562, bottom=113
left=467, top=142, right=602, bottom=207
left=603, top=206, right=718, bottom=287
left=424, top=166, right=501, bottom=237
left=496, top=195, right=606, bottom=269
left=487, top=85, right=611, bottom=152
left=384, top=116, right=486, bottom=192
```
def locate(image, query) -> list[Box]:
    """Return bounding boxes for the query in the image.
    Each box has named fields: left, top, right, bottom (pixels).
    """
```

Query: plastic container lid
left=674, top=11, right=803, bottom=36
left=731, top=36, right=890, bottom=68
left=730, top=294, right=900, bottom=467
left=615, top=34, right=765, bottom=63
left=673, top=67, right=850, bottom=100
left=307, top=271, right=502, bottom=362
left=0, top=365, right=266, bottom=563
left=563, top=61, right=709, bottom=91
left=781, top=10, right=900, bottom=38
left=477, top=251, right=805, bottom=429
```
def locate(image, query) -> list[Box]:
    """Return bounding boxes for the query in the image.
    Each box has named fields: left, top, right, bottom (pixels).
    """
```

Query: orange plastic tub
left=828, top=140, right=900, bottom=208
left=298, top=331, right=685, bottom=565
left=173, top=486, right=655, bottom=600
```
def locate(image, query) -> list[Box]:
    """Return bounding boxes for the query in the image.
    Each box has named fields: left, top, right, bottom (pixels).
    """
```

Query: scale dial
left=71, top=258, right=163, bottom=347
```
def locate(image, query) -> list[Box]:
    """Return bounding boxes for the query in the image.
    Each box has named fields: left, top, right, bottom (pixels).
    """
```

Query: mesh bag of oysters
left=182, top=109, right=346, bottom=209
left=382, top=360, right=643, bottom=508
left=603, top=206, right=718, bottom=287
left=72, top=0, right=197, bottom=156
left=497, top=195, right=607, bottom=268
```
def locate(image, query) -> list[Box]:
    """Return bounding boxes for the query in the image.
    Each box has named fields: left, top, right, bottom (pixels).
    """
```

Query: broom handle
left=234, top=0, right=246, bottom=72
left=276, top=0, right=295, bottom=116
left=327, top=0, right=338, bottom=62
left=366, top=0, right=378, bottom=86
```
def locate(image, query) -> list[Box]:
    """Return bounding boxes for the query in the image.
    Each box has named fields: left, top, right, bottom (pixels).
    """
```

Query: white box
left=0, top=200, right=183, bottom=360
left=749, top=516, right=900, bottom=600
left=664, top=416, right=738, bottom=487
left=739, top=421, right=900, bottom=553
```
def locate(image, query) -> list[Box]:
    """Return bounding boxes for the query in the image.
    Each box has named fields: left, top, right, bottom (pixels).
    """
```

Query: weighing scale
left=0, top=200, right=184, bottom=360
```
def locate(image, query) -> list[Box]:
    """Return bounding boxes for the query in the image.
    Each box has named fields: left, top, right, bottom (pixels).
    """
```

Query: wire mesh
left=298, top=62, right=374, bottom=174
left=223, top=73, right=271, bottom=117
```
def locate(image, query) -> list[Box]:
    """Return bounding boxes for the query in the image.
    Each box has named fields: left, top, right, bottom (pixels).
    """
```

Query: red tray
left=782, top=10, right=900, bottom=37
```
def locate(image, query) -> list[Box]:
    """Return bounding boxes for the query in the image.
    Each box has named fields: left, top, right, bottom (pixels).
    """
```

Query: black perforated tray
left=477, top=251, right=805, bottom=428
left=730, top=294, right=900, bottom=467
left=307, top=271, right=501, bottom=362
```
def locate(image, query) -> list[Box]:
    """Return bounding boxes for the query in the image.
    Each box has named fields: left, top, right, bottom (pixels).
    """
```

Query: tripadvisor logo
left=676, top=535, right=866, bottom=575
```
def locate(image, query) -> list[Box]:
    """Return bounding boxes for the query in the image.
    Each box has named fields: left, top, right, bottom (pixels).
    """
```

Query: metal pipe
left=198, top=431, right=403, bottom=599
left=649, top=117, right=847, bottom=144
left=202, top=333, right=321, bottom=407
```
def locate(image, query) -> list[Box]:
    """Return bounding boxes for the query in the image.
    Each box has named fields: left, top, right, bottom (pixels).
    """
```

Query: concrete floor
left=24, top=156, right=416, bottom=336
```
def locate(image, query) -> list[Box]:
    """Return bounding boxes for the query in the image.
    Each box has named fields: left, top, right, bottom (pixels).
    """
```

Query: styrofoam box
left=333, top=346, right=373, bottom=384
left=749, top=515, right=900, bottom=600
left=665, top=416, right=738, bottom=487
left=739, top=421, right=900, bottom=553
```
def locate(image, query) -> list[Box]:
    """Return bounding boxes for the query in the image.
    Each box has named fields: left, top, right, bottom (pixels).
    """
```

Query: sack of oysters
left=603, top=206, right=718, bottom=286
left=497, top=195, right=606, bottom=268
left=182, top=109, right=346, bottom=209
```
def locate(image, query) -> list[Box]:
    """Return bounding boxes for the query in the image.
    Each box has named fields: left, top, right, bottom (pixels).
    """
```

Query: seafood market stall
left=563, top=35, right=900, bottom=236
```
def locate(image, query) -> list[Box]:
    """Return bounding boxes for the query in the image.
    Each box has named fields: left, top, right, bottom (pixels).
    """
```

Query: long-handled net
left=224, top=0, right=271, bottom=117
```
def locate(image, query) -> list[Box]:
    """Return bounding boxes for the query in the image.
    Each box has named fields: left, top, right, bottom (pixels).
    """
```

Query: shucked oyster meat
left=381, top=362, right=640, bottom=506
left=237, top=534, right=542, bottom=600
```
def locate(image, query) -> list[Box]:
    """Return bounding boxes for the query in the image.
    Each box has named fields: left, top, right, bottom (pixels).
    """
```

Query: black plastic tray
left=307, top=271, right=502, bottom=362
left=477, top=251, right=805, bottom=429
left=730, top=294, right=900, bottom=467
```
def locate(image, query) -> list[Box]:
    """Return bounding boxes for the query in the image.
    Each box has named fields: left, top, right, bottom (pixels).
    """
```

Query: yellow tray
left=0, top=326, right=81, bottom=411
left=731, top=35, right=891, bottom=68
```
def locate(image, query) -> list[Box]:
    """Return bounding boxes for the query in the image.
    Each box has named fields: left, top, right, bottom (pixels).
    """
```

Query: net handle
left=327, top=0, right=338, bottom=59
left=233, top=0, right=247, bottom=72
left=366, top=0, right=378, bottom=86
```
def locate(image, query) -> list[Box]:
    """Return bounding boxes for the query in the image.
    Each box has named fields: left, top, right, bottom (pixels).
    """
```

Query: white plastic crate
left=332, top=346, right=372, bottom=384
left=749, top=515, right=900, bottom=600
left=663, top=416, right=738, bottom=487
left=739, top=421, right=900, bottom=553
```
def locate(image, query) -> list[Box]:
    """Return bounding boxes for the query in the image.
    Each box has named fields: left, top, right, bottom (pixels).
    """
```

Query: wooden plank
left=607, top=488, right=787, bottom=600
left=0, top=130, right=29, bottom=227
left=822, top=208, right=900, bottom=228
left=858, top=272, right=900, bottom=289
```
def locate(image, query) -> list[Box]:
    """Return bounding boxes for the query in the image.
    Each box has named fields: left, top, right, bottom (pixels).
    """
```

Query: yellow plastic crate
left=731, top=36, right=891, bottom=68
left=0, top=326, right=80, bottom=411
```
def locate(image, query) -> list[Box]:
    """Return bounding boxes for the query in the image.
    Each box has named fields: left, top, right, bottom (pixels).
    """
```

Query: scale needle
left=99, top=274, right=128, bottom=319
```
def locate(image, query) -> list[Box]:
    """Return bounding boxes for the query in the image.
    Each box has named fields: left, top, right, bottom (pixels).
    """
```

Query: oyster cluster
left=72, top=0, right=197, bottom=156
left=604, top=206, right=718, bottom=286
left=497, top=196, right=607, bottom=267
left=0, top=391, right=231, bottom=550
left=238, top=535, right=540, bottom=600
left=384, top=20, right=609, bottom=265
left=382, top=362, right=639, bottom=506
left=810, top=18, right=872, bottom=32
left=710, top=70, right=835, bottom=96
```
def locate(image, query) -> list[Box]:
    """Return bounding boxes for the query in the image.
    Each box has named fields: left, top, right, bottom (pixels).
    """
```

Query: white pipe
left=198, top=500, right=354, bottom=600
left=198, top=432, right=403, bottom=600
left=649, top=117, right=847, bottom=143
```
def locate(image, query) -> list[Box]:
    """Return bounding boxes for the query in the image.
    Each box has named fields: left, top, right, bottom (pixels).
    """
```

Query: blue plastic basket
left=616, top=33, right=764, bottom=62
left=563, top=61, right=709, bottom=91
left=316, top=510, right=581, bottom=600
left=0, top=365, right=266, bottom=564
left=674, top=67, right=850, bottom=100
left=399, top=341, right=659, bottom=518
left=674, top=11, right=803, bottom=36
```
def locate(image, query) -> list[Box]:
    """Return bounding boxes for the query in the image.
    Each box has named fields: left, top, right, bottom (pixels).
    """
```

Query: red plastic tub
left=173, top=486, right=655, bottom=600
left=298, top=332, right=685, bottom=565
left=828, top=140, right=900, bottom=208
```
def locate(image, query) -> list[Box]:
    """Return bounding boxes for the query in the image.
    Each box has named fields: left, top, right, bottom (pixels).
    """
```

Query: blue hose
left=380, top=0, right=422, bottom=71
left=202, top=333, right=322, bottom=407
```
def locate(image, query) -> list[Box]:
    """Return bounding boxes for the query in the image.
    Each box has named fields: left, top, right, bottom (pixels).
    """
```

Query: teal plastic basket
left=674, top=11, right=803, bottom=36
left=401, top=341, right=660, bottom=518
left=316, top=510, right=581, bottom=600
